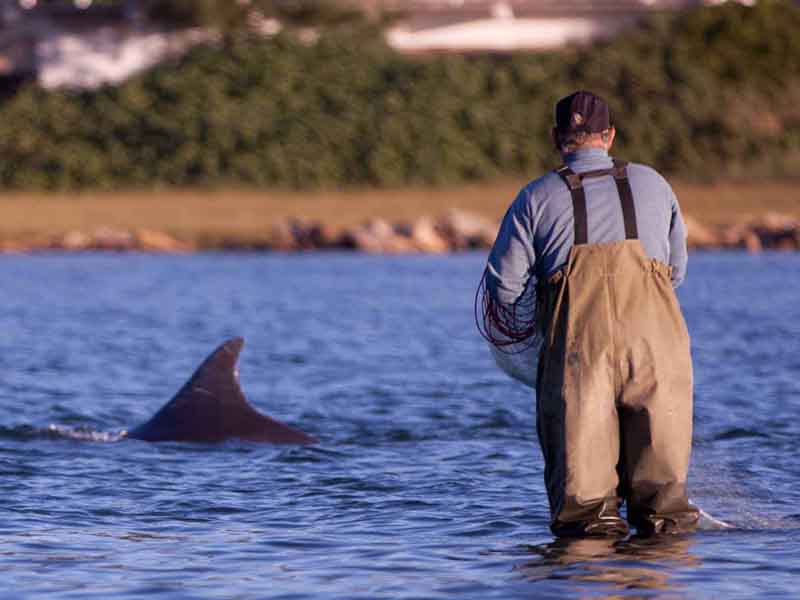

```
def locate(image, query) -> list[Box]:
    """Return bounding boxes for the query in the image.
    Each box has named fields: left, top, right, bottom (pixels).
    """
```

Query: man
left=484, top=91, right=699, bottom=537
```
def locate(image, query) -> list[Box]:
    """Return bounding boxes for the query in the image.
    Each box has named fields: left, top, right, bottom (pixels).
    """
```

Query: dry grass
left=0, top=180, right=797, bottom=241
left=672, top=181, right=800, bottom=225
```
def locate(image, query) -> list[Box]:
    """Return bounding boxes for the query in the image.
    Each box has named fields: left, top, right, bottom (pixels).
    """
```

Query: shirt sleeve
left=485, top=187, right=537, bottom=305
left=667, top=186, right=688, bottom=288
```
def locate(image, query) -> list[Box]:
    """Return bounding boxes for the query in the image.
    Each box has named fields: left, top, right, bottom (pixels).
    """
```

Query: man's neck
left=562, top=147, right=610, bottom=162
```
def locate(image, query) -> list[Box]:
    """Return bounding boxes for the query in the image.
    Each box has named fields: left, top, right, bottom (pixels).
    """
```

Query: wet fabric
left=534, top=164, right=699, bottom=537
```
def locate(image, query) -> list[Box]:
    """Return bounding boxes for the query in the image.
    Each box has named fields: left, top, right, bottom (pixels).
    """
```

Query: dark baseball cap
left=554, top=91, right=611, bottom=134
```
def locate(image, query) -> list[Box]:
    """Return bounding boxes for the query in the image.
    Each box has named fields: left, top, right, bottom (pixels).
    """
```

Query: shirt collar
left=564, top=148, right=608, bottom=167
left=563, top=147, right=613, bottom=173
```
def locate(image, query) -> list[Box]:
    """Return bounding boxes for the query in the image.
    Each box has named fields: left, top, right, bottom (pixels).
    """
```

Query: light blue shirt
left=486, top=148, right=688, bottom=305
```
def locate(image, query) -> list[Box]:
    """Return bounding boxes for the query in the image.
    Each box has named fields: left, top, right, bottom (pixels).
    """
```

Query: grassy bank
left=0, top=181, right=797, bottom=244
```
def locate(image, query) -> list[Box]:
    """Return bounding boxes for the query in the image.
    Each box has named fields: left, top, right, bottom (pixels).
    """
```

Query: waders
left=536, top=160, right=700, bottom=537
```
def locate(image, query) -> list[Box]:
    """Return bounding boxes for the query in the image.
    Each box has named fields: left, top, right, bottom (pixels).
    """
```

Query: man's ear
left=606, top=126, right=616, bottom=150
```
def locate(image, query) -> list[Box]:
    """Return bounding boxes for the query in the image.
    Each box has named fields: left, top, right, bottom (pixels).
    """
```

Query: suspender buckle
left=612, top=159, right=629, bottom=180
left=555, top=165, right=583, bottom=191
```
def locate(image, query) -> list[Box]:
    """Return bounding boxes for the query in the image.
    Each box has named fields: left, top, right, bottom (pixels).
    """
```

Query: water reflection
left=516, top=535, right=699, bottom=594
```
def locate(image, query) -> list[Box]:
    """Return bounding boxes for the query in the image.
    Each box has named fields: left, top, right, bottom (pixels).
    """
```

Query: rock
left=396, top=217, right=450, bottom=253
left=307, top=223, right=338, bottom=249
left=269, top=217, right=330, bottom=251
left=772, top=231, right=800, bottom=251
left=750, top=212, right=800, bottom=251
left=268, top=218, right=301, bottom=251
left=435, top=210, right=496, bottom=250
left=742, top=230, right=763, bottom=254
left=0, top=239, right=27, bottom=253
left=91, top=227, right=135, bottom=251
left=719, top=223, right=763, bottom=253
left=755, top=212, right=799, bottom=231
left=719, top=224, right=749, bottom=249
left=58, top=230, right=91, bottom=251
left=290, top=219, right=319, bottom=250
left=683, top=215, right=720, bottom=249
left=134, top=229, right=191, bottom=253
left=756, top=228, right=799, bottom=251
left=715, top=213, right=800, bottom=251
left=339, top=219, right=415, bottom=253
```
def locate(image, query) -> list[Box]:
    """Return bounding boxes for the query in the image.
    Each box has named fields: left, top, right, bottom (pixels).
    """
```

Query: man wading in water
left=482, top=91, right=699, bottom=537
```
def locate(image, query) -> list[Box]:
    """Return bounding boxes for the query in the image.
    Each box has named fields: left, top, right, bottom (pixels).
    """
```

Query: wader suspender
left=555, top=159, right=638, bottom=245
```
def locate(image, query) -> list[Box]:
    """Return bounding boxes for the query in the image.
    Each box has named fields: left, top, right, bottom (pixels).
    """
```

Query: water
left=0, top=252, right=798, bottom=598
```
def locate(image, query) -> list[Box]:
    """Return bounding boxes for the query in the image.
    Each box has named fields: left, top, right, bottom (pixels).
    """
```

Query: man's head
left=552, top=91, right=615, bottom=155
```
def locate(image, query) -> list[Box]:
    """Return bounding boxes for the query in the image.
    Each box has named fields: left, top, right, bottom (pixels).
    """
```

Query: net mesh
left=475, top=269, right=543, bottom=388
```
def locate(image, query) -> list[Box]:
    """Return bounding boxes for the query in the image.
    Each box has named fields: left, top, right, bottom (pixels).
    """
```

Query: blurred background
left=0, top=0, right=797, bottom=252
left=1, top=6, right=799, bottom=597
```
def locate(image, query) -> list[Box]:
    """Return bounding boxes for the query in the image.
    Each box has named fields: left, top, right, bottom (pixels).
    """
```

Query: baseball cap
left=555, top=91, right=611, bottom=134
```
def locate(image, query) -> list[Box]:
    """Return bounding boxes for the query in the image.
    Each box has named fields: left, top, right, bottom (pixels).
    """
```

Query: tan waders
left=536, top=160, right=700, bottom=538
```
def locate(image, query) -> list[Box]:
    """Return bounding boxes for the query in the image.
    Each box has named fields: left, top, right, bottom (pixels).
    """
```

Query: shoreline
left=0, top=210, right=798, bottom=254
left=1, top=181, right=798, bottom=254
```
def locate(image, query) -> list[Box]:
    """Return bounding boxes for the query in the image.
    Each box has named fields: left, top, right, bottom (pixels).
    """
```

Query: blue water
left=0, top=252, right=798, bottom=598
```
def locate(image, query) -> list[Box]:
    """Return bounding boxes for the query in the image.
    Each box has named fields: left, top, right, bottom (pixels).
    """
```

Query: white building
left=0, top=0, right=207, bottom=89
left=0, top=0, right=711, bottom=90
left=381, top=1, right=702, bottom=53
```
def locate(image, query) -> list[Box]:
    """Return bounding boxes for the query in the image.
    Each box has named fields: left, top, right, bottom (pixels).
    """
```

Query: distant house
left=378, top=0, right=704, bottom=53
left=0, top=0, right=208, bottom=89
left=0, top=0, right=712, bottom=90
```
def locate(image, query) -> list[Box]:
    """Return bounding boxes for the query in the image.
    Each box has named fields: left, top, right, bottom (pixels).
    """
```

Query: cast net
left=475, top=268, right=543, bottom=388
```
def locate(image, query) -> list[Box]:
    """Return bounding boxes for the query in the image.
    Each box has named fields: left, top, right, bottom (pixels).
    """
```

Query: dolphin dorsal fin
left=169, top=337, right=247, bottom=412
left=127, top=338, right=315, bottom=444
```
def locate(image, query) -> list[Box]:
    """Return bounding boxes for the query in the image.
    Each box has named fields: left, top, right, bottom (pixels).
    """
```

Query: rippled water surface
left=1, top=252, right=798, bottom=598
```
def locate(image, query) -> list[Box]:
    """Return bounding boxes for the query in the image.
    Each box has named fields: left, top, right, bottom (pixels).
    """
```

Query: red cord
left=474, top=268, right=539, bottom=354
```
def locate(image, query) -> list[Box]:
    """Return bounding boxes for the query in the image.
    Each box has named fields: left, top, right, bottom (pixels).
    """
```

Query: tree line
left=0, top=0, right=797, bottom=189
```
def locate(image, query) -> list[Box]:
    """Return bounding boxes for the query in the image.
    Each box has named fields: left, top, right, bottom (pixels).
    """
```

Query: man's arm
left=668, top=187, right=688, bottom=288
left=486, top=187, right=537, bottom=305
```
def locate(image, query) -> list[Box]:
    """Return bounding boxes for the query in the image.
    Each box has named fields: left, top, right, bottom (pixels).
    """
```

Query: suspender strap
left=554, top=159, right=639, bottom=245
left=555, top=164, right=588, bottom=245
left=612, top=159, right=638, bottom=240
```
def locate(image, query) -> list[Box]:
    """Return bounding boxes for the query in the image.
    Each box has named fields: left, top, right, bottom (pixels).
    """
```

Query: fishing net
left=475, top=268, right=543, bottom=389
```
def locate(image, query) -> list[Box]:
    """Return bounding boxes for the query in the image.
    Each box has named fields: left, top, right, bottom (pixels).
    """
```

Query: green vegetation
left=0, top=0, right=798, bottom=189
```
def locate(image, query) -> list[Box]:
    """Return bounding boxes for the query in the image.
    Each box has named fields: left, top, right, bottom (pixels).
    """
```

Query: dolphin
left=126, top=337, right=316, bottom=444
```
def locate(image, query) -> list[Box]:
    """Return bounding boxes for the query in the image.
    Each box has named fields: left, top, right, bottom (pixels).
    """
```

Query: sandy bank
left=0, top=181, right=797, bottom=253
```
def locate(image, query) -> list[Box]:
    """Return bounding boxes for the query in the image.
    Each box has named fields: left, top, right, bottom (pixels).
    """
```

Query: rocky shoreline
left=682, top=213, right=800, bottom=252
left=1, top=210, right=798, bottom=254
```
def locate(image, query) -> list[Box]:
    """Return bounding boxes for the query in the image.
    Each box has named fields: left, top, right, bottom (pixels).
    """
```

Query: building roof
left=374, top=0, right=701, bottom=19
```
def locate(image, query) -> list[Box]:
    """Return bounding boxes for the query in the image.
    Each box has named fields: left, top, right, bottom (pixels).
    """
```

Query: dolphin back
left=127, top=338, right=316, bottom=444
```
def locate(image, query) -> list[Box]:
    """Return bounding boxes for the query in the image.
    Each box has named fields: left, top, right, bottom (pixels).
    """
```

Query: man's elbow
left=671, top=264, right=687, bottom=288
left=669, top=237, right=688, bottom=288
left=486, top=274, right=523, bottom=306
left=491, top=283, right=523, bottom=306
